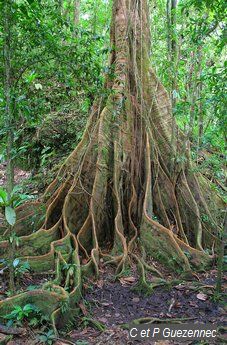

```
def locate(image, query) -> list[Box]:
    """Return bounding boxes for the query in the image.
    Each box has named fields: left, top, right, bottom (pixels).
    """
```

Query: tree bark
left=187, top=45, right=202, bottom=142
left=3, top=0, right=15, bottom=294
left=74, top=0, right=80, bottom=26
left=197, top=46, right=203, bottom=148
left=166, top=0, right=178, bottom=105
left=166, top=0, right=178, bottom=171
left=3, top=0, right=14, bottom=195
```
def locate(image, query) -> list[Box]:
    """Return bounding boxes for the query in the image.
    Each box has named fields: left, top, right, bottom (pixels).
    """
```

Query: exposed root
left=122, top=317, right=195, bottom=328
left=131, top=253, right=165, bottom=293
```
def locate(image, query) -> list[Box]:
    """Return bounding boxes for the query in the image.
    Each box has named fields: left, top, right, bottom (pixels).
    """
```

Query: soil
left=67, top=266, right=226, bottom=345
left=1, top=265, right=226, bottom=345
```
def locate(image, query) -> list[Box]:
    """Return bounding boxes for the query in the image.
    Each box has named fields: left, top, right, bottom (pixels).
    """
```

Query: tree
left=2, top=0, right=16, bottom=293
left=166, top=0, right=178, bottom=169
left=0, top=0, right=106, bottom=173
left=0, top=0, right=223, bottom=331
left=2, top=0, right=14, bottom=195
left=166, top=0, right=178, bottom=109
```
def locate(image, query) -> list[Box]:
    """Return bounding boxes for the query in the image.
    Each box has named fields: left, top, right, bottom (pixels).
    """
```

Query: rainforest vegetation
left=0, top=0, right=226, bottom=344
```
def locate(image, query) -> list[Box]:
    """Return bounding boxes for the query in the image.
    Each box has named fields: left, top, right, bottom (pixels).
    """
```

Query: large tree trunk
left=0, top=0, right=223, bottom=331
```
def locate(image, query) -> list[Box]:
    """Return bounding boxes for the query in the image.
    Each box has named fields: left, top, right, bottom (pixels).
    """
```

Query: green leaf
left=5, top=206, right=16, bottom=226
left=39, top=335, right=48, bottom=342
left=0, top=188, right=7, bottom=204
left=13, top=258, right=20, bottom=268
left=23, top=304, right=34, bottom=312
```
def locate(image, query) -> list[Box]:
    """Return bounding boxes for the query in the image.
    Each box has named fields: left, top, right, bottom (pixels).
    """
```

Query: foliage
left=151, top=0, right=226, bottom=155
left=38, top=329, right=55, bottom=345
left=0, top=0, right=225, bottom=182
left=0, top=0, right=111, bottom=172
left=0, top=186, right=35, bottom=228
left=0, top=186, right=35, bottom=208
left=12, top=259, right=31, bottom=277
left=4, top=303, right=46, bottom=327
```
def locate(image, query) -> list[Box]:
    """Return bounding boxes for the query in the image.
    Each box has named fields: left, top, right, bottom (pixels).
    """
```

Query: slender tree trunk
left=187, top=45, right=202, bottom=142
left=170, top=0, right=178, bottom=107
left=166, top=0, right=171, bottom=55
left=58, top=0, right=63, bottom=13
left=3, top=0, right=15, bottom=293
left=197, top=46, right=203, bottom=148
left=74, top=0, right=80, bottom=26
left=187, top=78, right=197, bottom=142
left=167, top=0, right=178, bottom=172
left=64, top=0, right=72, bottom=19
left=166, top=0, right=178, bottom=106
left=3, top=0, right=14, bottom=195
left=92, top=4, right=97, bottom=35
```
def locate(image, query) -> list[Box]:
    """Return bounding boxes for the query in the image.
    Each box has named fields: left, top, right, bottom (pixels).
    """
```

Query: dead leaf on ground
left=96, top=279, right=104, bottom=288
left=79, top=302, right=88, bottom=316
left=119, top=276, right=136, bottom=285
left=174, top=301, right=181, bottom=308
left=196, top=292, right=208, bottom=301
left=166, top=313, right=173, bottom=318
left=101, top=302, right=112, bottom=306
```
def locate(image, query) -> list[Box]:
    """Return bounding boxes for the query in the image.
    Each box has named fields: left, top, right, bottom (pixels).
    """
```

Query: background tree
left=2, top=0, right=14, bottom=195
left=0, top=0, right=109, bottom=177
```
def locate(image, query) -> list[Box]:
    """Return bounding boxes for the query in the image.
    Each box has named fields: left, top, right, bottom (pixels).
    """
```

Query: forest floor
left=0, top=166, right=226, bottom=345
left=68, top=265, right=227, bottom=345
left=0, top=164, right=31, bottom=187
left=2, top=265, right=226, bottom=345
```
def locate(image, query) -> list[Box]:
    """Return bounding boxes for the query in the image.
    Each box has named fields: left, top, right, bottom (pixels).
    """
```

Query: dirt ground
left=67, top=266, right=226, bottom=345
left=2, top=265, right=225, bottom=345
